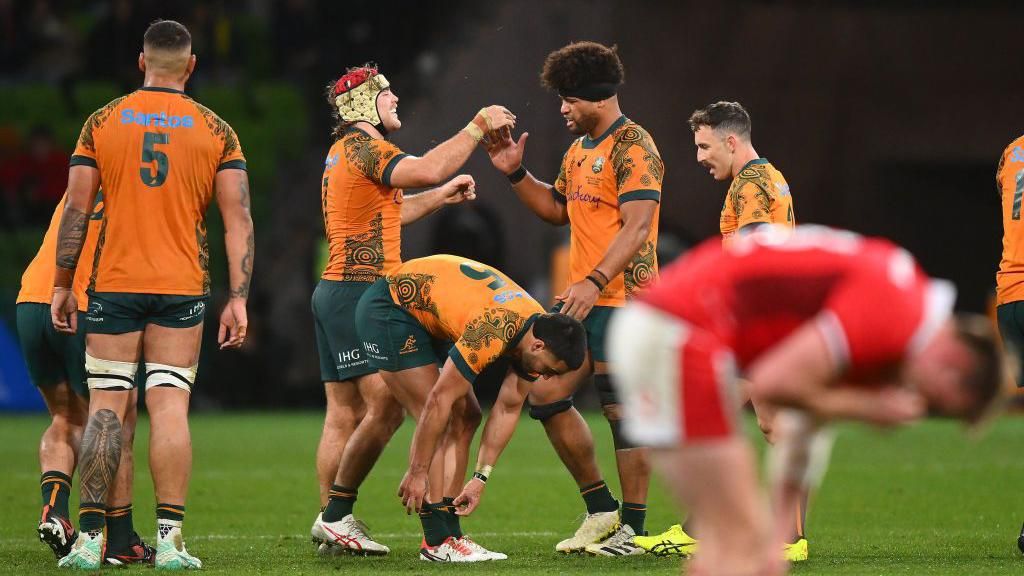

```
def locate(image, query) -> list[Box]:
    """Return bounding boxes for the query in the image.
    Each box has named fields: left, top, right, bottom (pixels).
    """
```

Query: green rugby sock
left=105, top=505, right=134, bottom=552
left=79, top=502, right=106, bottom=533
left=580, top=480, right=618, bottom=514
left=621, top=502, right=647, bottom=535
left=441, top=497, right=463, bottom=539
left=418, top=502, right=450, bottom=547
left=323, top=485, right=357, bottom=522
left=40, top=471, right=72, bottom=518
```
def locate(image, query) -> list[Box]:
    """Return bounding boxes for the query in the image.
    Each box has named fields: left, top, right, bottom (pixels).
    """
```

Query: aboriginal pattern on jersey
left=611, top=125, right=664, bottom=190
left=389, top=272, right=440, bottom=317
left=624, top=240, right=657, bottom=298
left=343, top=130, right=399, bottom=181
left=191, top=99, right=241, bottom=160
left=997, top=150, right=1007, bottom=197
left=77, top=96, right=128, bottom=153
left=196, top=221, right=211, bottom=294
left=341, top=213, right=385, bottom=282
left=87, top=217, right=109, bottom=292
left=460, top=308, right=525, bottom=366
left=729, top=164, right=775, bottom=220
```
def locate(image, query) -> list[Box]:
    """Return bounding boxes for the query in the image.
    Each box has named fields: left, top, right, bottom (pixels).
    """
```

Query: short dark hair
left=533, top=313, right=587, bottom=371
left=954, top=314, right=1013, bottom=425
left=688, top=101, right=752, bottom=139
left=143, top=20, right=191, bottom=52
left=541, top=41, right=624, bottom=94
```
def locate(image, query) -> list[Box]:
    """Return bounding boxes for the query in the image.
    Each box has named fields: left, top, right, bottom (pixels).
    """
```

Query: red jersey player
left=608, top=225, right=1009, bottom=576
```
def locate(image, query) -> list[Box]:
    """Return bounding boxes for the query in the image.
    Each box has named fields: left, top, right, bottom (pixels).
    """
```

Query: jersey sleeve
left=816, top=248, right=952, bottom=373
left=70, top=109, right=105, bottom=168
left=348, top=137, right=409, bottom=188
left=449, top=307, right=531, bottom=383
left=217, top=122, right=247, bottom=171
left=552, top=150, right=569, bottom=205
left=612, top=128, right=663, bottom=204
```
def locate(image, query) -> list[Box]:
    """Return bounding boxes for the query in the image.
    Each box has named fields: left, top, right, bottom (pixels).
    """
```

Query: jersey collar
left=581, top=115, right=628, bottom=149
left=737, top=158, right=770, bottom=172
left=139, top=86, right=185, bottom=94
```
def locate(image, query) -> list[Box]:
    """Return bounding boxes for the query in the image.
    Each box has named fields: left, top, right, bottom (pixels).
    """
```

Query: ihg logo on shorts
left=179, top=301, right=206, bottom=322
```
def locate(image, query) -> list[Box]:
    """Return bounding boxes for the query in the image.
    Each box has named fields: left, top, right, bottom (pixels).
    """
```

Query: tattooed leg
left=78, top=406, right=124, bottom=533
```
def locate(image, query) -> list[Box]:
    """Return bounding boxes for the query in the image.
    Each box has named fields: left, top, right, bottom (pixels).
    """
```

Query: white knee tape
left=85, top=353, right=139, bottom=390
left=144, top=362, right=198, bottom=392
left=769, top=410, right=835, bottom=489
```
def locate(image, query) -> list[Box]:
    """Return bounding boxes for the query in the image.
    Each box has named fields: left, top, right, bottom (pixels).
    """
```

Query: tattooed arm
left=214, top=168, right=254, bottom=349
left=51, top=165, right=100, bottom=334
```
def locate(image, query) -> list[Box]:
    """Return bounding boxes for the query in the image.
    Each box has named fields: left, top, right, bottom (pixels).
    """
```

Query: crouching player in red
left=608, top=225, right=1009, bottom=576
left=356, top=254, right=587, bottom=561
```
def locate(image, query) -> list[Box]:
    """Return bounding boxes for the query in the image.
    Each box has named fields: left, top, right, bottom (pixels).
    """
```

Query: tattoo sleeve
left=79, top=409, right=122, bottom=504
left=229, top=180, right=254, bottom=299
left=56, top=207, right=89, bottom=271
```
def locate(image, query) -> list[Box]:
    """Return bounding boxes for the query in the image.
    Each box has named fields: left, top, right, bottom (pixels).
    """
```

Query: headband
left=558, top=82, right=618, bottom=102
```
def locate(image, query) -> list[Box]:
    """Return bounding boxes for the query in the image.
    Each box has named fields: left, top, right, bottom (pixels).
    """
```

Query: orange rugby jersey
left=70, top=87, right=246, bottom=295
left=553, top=116, right=663, bottom=307
left=720, top=159, right=794, bottom=238
left=321, top=127, right=408, bottom=282
left=997, top=135, right=1024, bottom=304
left=386, top=255, right=544, bottom=382
left=17, top=191, right=105, bottom=311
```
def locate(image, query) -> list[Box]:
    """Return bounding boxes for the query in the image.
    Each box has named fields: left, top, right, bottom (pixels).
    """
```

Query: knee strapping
left=528, top=398, right=574, bottom=421
left=145, top=363, right=197, bottom=392
left=85, top=354, right=138, bottom=390
left=594, top=374, right=618, bottom=407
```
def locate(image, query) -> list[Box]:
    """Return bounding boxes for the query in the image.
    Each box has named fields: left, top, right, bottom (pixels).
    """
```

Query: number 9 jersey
left=69, top=86, right=246, bottom=296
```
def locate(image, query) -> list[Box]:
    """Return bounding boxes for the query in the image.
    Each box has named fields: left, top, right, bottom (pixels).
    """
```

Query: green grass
left=1, top=411, right=1023, bottom=574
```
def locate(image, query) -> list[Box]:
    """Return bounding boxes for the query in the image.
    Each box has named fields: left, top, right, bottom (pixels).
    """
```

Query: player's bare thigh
left=379, top=364, right=441, bottom=421
left=85, top=331, right=143, bottom=418
left=142, top=323, right=203, bottom=367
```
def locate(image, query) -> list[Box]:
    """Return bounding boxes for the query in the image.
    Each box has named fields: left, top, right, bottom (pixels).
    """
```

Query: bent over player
left=51, top=20, right=254, bottom=570
left=310, top=64, right=513, bottom=556
left=356, top=255, right=586, bottom=562
left=609, top=225, right=1008, bottom=576
left=486, top=40, right=663, bottom=556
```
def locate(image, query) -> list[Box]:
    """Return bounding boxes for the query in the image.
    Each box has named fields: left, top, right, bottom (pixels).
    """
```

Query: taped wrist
left=463, top=122, right=484, bottom=143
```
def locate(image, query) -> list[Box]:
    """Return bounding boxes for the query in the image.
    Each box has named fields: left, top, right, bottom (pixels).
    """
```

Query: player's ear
left=138, top=52, right=146, bottom=73
left=726, top=134, right=738, bottom=153
left=185, top=54, right=197, bottom=76
left=530, top=338, right=546, bottom=353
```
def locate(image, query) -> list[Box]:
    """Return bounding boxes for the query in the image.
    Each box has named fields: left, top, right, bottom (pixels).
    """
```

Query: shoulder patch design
left=343, top=130, right=398, bottom=182
left=611, top=124, right=664, bottom=190
left=78, top=95, right=129, bottom=153
left=191, top=99, right=241, bottom=160
left=460, top=308, right=525, bottom=366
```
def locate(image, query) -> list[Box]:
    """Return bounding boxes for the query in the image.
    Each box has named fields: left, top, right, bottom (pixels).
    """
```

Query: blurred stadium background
left=0, top=1, right=1020, bottom=405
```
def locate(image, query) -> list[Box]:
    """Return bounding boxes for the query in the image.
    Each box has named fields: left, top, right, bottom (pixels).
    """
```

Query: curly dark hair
left=688, top=101, right=752, bottom=139
left=541, top=41, right=624, bottom=94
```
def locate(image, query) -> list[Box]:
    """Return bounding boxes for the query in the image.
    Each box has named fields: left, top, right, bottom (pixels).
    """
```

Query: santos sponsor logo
left=121, top=109, right=195, bottom=128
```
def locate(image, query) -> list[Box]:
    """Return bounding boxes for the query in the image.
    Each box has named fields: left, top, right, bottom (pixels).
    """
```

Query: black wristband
left=507, top=165, right=527, bottom=185
left=472, top=472, right=488, bottom=484
left=585, top=275, right=605, bottom=291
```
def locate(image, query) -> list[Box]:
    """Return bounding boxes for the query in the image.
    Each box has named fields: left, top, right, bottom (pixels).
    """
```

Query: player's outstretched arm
left=51, top=165, right=100, bottom=334
left=214, top=168, right=254, bottom=350
left=399, top=361, right=472, bottom=514
left=454, top=371, right=531, bottom=516
left=388, top=106, right=516, bottom=189
left=400, top=174, right=477, bottom=225
left=486, top=128, right=568, bottom=225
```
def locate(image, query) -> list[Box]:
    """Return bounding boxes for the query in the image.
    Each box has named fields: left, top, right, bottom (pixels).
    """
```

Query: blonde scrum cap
left=333, top=66, right=390, bottom=127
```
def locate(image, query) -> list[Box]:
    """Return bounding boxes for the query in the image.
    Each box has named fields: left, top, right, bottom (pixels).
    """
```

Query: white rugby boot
left=555, top=510, right=620, bottom=553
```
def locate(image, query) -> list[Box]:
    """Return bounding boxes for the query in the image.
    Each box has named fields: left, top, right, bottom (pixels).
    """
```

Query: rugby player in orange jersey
left=485, top=41, right=663, bottom=555
left=354, top=255, right=586, bottom=561
left=309, top=65, right=515, bottom=556
left=50, top=20, right=253, bottom=570
left=19, top=193, right=154, bottom=566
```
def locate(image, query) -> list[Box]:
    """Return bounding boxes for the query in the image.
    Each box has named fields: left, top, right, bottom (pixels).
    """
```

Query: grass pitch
left=1, top=411, right=1022, bottom=574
